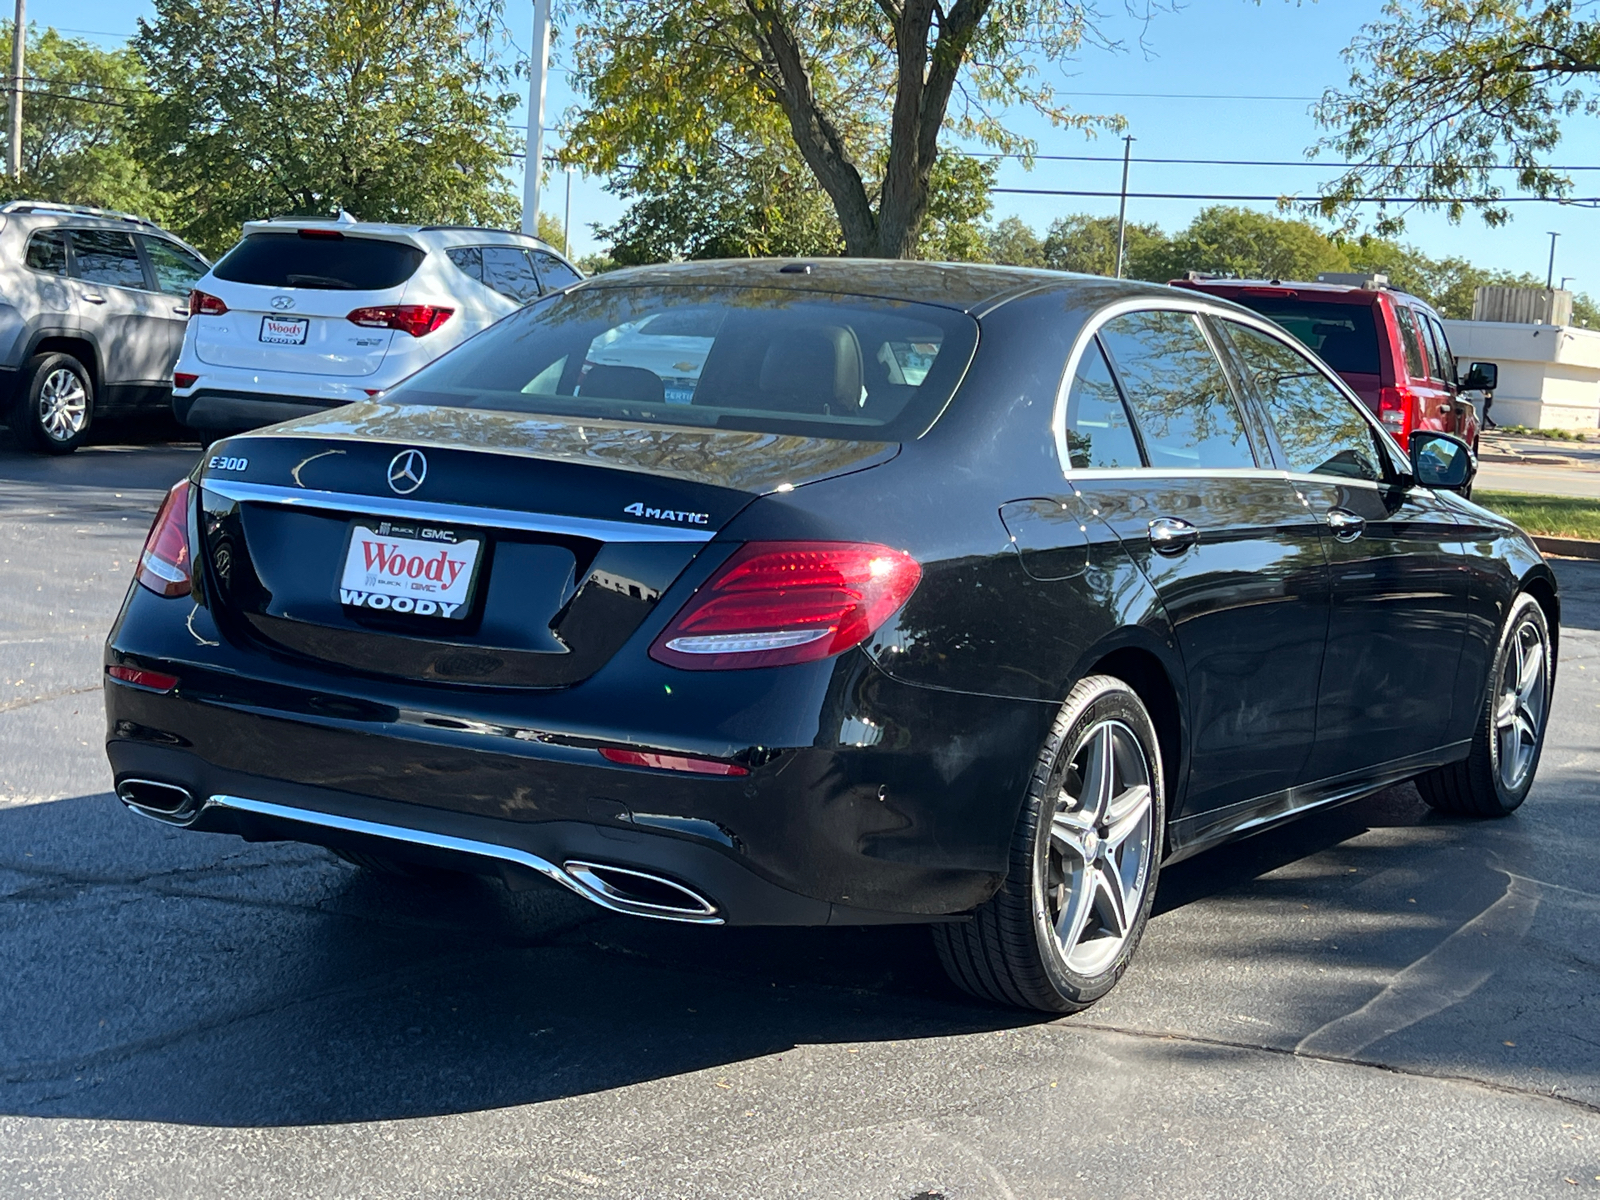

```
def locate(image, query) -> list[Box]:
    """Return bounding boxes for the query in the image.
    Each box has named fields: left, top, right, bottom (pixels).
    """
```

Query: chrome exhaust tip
left=564, top=860, right=720, bottom=921
left=116, top=778, right=201, bottom=825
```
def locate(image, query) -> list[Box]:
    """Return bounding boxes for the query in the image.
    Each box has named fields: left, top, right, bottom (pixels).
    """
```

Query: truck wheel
left=8, top=352, right=94, bottom=454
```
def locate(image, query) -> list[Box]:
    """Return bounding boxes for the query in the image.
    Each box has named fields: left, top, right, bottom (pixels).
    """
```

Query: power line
left=1056, top=89, right=1318, bottom=101
left=979, top=151, right=1600, bottom=171
left=991, top=186, right=1600, bottom=206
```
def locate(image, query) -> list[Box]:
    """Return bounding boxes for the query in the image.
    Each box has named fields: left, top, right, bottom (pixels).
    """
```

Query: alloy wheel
left=1040, top=718, right=1156, bottom=977
left=1494, top=613, right=1548, bottom=792
left=36, top=368, right=88, bottom=442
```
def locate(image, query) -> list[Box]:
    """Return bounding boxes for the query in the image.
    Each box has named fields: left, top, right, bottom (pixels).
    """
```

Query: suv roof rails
left=0, top=200, right=161, bottom=229
left=416, top=223, right=552, bottom=244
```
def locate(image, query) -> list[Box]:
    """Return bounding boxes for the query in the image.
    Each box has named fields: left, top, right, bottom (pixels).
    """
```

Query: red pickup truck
left=1172, top=275, right=1495, bottom=450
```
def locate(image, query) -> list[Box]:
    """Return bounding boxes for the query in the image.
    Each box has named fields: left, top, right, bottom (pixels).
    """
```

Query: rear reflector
left=173, top=372, right=198, bottom=389
left=106, top=665, right=179, bottom=693
left=649, top=541, right=922, bottom=671
left=347, top=304, right=454, bottom=337
left=136, top=479, right=193, bottom=598
left=598, top=747, right=749, bottom=776
left=188, top=289, right=227, bottom=316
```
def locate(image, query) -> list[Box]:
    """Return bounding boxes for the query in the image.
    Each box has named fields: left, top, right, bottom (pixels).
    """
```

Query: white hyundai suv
left=171, top=215, right=582, bottom=432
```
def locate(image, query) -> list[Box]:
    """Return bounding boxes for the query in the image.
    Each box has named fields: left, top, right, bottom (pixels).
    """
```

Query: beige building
left=1441, top=320, right=1600, bottom=431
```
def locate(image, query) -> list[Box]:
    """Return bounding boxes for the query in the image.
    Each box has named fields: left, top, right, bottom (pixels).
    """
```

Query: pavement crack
left=0, top=682, right=101, bottom=715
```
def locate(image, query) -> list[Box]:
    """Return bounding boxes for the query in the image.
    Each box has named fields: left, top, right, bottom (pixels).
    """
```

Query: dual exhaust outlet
left=114, top=779, right=721, bottom=924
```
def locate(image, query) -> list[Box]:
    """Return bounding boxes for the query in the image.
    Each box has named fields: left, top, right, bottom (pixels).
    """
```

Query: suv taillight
left=1378, top=386, right=1412, bottom=437
left=347, top=304, right=454, bottom=337
left=188, top=289, right=228, bottom=316
left=649, top=541, right=922, bottom=671
left=136, top=480, right=192, bottom=598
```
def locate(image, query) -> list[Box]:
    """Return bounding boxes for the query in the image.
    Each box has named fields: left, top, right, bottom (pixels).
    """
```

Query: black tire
left=933, top=674, right=1166, bottom=1013
left=7, top=352, right=94, bottom=454
left=1416, top=592, right=1553, bottom=817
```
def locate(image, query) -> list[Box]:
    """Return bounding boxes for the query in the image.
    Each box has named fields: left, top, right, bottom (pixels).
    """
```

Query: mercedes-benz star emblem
left=387, top=449, right=427, bottom=495
left=270, top=295, right=296, bottom=311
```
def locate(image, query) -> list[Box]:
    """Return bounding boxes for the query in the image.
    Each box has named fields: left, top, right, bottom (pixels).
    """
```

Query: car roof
left=572, top=258, right=1193, bottom=315
left=240, top=217, right=564, bottom=255
left=0, top=200, right=208, bottom=260
left=1175, top=276, right=1441, bottom=317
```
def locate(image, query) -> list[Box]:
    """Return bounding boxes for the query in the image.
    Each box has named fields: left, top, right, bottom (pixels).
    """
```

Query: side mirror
left=1461, top=361, right=1498, bottom=391
left=1408, top=430, right=1476, bottom=492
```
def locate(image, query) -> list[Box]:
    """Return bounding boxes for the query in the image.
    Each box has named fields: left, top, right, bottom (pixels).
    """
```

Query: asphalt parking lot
left=0, top=431, right=1597, bottom=1199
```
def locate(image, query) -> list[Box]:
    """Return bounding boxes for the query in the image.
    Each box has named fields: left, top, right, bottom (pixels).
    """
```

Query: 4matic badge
left=624, top=502, right=709, bottom=525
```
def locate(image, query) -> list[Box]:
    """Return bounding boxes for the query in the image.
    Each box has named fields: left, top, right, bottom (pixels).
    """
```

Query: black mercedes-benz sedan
left=105, top=260, right=1559, bottom=1013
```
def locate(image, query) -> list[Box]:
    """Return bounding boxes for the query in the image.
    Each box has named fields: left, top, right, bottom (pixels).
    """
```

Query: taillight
left=650, top=541, right=922, bottom=671
left=1378, top=386, right=1412, bottom=436
left=173, top=372, right=198, bottom=389
left=346, top=305, right=454, bottom=337
left=598, top=747, right=748, bottom=776
left=188, top=289, right=227, bottom=316
left=136, top=480, right=192, bottom=598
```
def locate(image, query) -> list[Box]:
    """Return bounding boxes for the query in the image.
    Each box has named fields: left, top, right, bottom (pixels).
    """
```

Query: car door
left=137, top=235, right=208, bottom=375
left=1393, top=302, right=1451, bottom=435
left=1068, top=307, right=1330, bottom=827
left=66, top=228, right=172, bottom=397
left=1216, top=317, right=1469, bottom=782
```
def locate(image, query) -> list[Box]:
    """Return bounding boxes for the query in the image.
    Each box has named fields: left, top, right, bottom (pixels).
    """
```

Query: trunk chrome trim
left=200, top=479, right=717, bottom=544
left=202, top=793, right=726, bottom=924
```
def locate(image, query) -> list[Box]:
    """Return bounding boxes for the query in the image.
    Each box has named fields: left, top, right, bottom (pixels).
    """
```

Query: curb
left=1534, top=535, right=1600, bottom=560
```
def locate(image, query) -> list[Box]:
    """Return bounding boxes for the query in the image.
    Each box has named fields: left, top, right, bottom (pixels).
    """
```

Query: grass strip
left=1475, top=490, right=1600, bottom=541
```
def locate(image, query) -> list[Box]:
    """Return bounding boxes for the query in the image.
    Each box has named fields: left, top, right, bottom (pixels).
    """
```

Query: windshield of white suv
left=387, top=285, right=978, bottom=441
left=212, top=232, right=424, bottom=290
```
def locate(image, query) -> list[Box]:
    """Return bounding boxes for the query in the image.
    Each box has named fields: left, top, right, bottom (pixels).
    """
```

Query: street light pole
left=8, top=0, right=24, bottom=181
left=1114, top=135, right=1134, bottom=280
left=563, top=167, right=572, bottom=258
left=520, top=0, right=551, bottom=237
left=1546, top=231, right=1560, bottom=290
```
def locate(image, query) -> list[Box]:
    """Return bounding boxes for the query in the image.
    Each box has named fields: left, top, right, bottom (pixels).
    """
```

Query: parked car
left=1172, top=273, right=1498, bottom=450
left=107, top=262, right=1557, bottom=1014
left=0, top=200, right=208, bottom=454
left=173, top=215, right=583, bottom=433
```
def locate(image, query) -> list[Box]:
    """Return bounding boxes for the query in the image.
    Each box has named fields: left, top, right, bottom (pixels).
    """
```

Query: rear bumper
left=106, top=588, right=1052, bottom=925
left=174, top=388, right=348, bottom=431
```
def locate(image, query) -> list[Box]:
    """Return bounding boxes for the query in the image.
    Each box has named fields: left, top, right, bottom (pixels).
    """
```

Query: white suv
left=172, top=215, right=582, bottom=432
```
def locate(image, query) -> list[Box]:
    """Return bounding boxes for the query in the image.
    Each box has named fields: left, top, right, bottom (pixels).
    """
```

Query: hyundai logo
left=386, top=449, right=427, bottom=495
left=270, top=295, right=296, bottom=311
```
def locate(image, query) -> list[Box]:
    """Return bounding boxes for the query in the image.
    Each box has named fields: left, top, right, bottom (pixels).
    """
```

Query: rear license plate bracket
left=260, top=315, right=310, bottom=345
left=338, top=520, right=485, bottom=620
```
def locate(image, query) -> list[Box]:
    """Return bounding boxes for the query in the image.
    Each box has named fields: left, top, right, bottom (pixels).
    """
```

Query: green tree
left=0, top=25, right=165, bottom=218
left=1314, top=0, right=1597, bottom=232
left=983, top=214, right=1045, bottom=267
left=1150, top=206, right=1350, bottom=282
left=562, top=0, right=1143, bottom=258
left=135, top=0, right=519, bottom=254
left=1040, top=213, right=1167, bottom=278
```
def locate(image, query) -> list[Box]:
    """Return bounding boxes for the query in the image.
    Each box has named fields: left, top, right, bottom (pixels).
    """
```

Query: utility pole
left=8, top=0, right=23, bottom=181
left=520, top=0, right=551, bottom=237
left=1114, top=135, right=1134, bottom=279
left=563, top=167, right=572, bottom=258
left=1546, top=231, right=1560, bottom=290
left=1561, top=275, right=1576, bottom=291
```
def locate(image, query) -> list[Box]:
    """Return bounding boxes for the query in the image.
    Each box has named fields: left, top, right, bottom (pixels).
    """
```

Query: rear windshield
left=387, top=285, right=978, bottom=440
left=1224, top=298, right=1380, bottom=375
left=212, top=232, right=424, bottom=290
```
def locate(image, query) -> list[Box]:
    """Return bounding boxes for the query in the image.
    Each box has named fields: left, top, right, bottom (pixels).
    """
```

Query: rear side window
left=532, top=249, right=581, bottom=291
left=24, top=230, right=66, bottom=275
left=1097, top=310, right=1257, bottom=470
left=1222, top=297, right=1380, bottom=375
left=1422, top=312, right=1456, bottom=384
left=1393, top=304, right=1427, bottom=380
left=212, top=233, right=424, bottom=290
left=1064, top=339, right=1142, bottom=469
left=71, top=230, right=145, bottom=289
left=1221, top=321, right=1385, bottom=482
left=446, top=246, right=482, bottom=280
left=389, top=285, right=978, bottom=441
left=481, top=247, right=541, bottom=303
left=142, top=237, right=207, bottom=296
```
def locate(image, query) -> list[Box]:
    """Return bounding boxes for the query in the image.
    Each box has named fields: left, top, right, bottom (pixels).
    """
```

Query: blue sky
left=37, top=0, right=1600, bottom=289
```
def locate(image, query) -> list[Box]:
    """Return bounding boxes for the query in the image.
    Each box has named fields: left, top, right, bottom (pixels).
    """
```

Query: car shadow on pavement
left=2, top=772, right=1593, bottom=1128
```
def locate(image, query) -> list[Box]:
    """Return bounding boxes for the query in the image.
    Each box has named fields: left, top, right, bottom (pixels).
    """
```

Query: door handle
left=81, top=294, right=106, bottom=304
left=1326, top=508, right=1365, bottom=541
left=1148, top=516, right=1200, bottom=555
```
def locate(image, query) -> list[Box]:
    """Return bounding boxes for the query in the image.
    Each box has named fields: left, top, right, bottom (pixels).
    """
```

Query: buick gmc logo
left=270, top=295, right=295, bottom=310
left=386, top=449, right=427, bottom=495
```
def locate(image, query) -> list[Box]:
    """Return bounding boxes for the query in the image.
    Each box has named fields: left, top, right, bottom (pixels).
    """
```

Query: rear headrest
left=757, top=325, right=863, bottom=414
left=578, top=364, right=665, bottom=406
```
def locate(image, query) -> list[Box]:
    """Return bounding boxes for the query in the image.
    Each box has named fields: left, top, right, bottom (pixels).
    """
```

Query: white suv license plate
left=260, top=315, right=309, bottom=344
left=338, top=522, right=483, bottom=620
